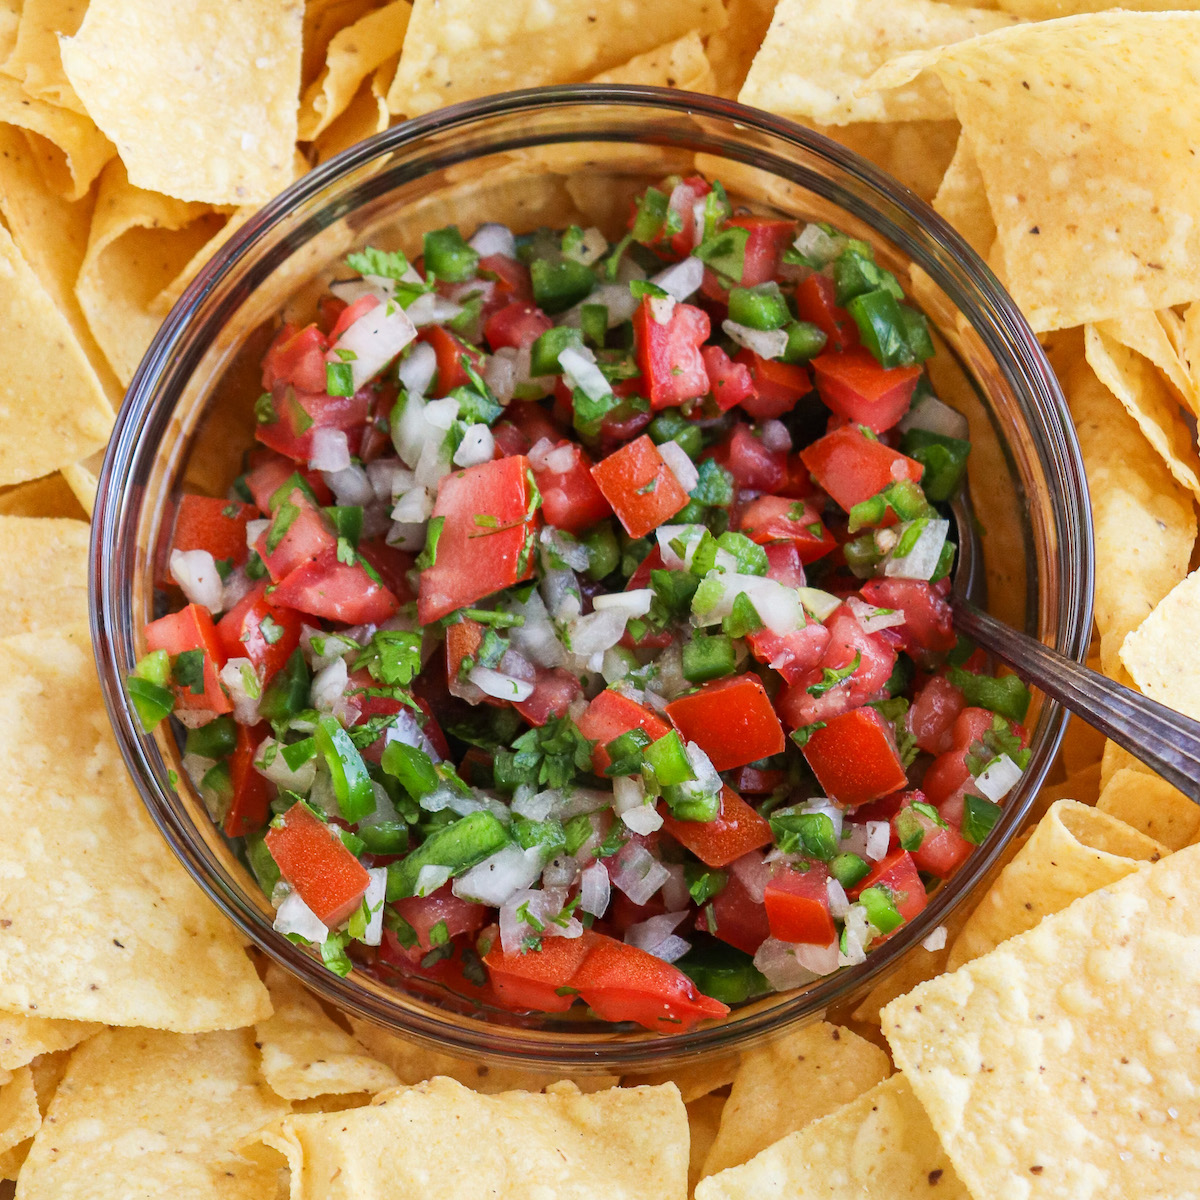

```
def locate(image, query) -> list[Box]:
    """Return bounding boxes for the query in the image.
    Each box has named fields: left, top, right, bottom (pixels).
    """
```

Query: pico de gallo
left=127, top=173, right=1033, bottom=1033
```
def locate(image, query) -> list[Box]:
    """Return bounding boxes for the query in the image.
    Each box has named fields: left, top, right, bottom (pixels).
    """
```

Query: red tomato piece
left=794, top=274, right=857, bottom=354
left=660, top=785, right=773, bottom=868
left=144, top=603, right=232, bottom=714
left=170, top=495, right=257, bottom=573
left=445, top=618, right=485, bottom=688
left=666, top=175, right=710, bottom=257
left=495, top=400, right=565, bottom=456
left=244, top=453, right=332, bottom=512
left=483, top=933, right=595, bottom=1014
left=763, top=542, right=807, bottom=589
left=734, top=350, right=812, bottom=420
left=255, top=387, right=370, bottom=462
left=920, top=707, right=996, bottom=809
left=633, top=297, right=711, bottom=410
left=701, top=344, right=754, bottom=412
left=728, top=215, right=795, bottom=286
left=577, top=688, right=670, bottom=774
left=254, top=489, right=337, bottom=582
left=665, top=674, right=785, bottom=772
left=764, top=863, right=836, bottom=945
left=268, top=546, right=400, bottom=626
left=892, top=794, right=973, bottom=879
left=216, top=581, right=302, bottom=685
left=776, top=452, right=818, bottom=501
left=800, top=706, right=909, bottom=808
left=484, top=300, right=553, bottom=351
left=262, top=323, right=330, bottom=393
left=531, top=442, right=612, bottom=534
left=811, top=349, right=921, bottom=433
left=800, top=424, right=924, bottom=514
left=708, top=423, right=787, bottom=493
left=730, top=765, right=787, bottom=794
left=328, top=294, right=379, bottom=342
left=421, top=325, right=484, bottom=397
left=513, top=667, right=583, bottom=727
left=226, top=723, right=272, bottom=838
left=907, top=674, right=966, bottom=755
left=590, top=435, right=689, bottom=538
left=478, top=253, right=533, bottom=304
left=417, top=455, right=540, bottom=624
left=356, top=538, right=416, bottom=603
left=745, top=621, right=831, bottom=687
left=264, top=802, right=370, bottom=928
left=696, top=871, right=770, bottom=955
left=860, top=578, right=955, bottom=662
left=738, top=495, right=836, bottom=564
left=848, top=848, right=927, bottom=925
left=391, top=886, right=488, bottom=955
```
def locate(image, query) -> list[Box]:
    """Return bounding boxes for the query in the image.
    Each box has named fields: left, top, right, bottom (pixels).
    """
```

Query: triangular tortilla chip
left=0, top=515, right=89, bottom=634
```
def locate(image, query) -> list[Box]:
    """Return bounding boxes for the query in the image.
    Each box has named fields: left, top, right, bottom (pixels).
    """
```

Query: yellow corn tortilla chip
left=0, top=0, right=18, bottom=59
left=60, top=453, right=102, bottom=519
left=387, top=0, right=726, bottom=117
left=18, top=1027, right=288, bottom=1200
left=0, top=1045, right=77, bottom=1177
left=688, top=1093, right=725, bottom=1195
left=995, top=0, right=1200, bottom=13
left=302, top=0, right=379, bottom=88
left=0, top=1067, right=39, bottom=1160
left=0, top=515, right=88, bottom=634
left=884, top=843, right=1200, bottom=1200
left=868, top=14, right=1200, bottom=330
left=702, top=1022, right=891, bottom=1176
left=0, top=1014, right=98, bottom=1072
left=1097, top=765, right=1200, bottom=852
left=0, top=223, right=112, bottom=486
left=1179, top=300, right=1200, bottom=406
left=813, top=119, right=960, bottom=205
left=1067, top=357, right=1196, bottom=679
left=254, top=1077, right=687, bottom=1200
left=739, top=0, right=1015, bottom=127
left=298, top=1, right=411, bottom=141
left=1, top=0, right=87, bottom=113
left=256, top=966, right=399, bottom=1101
left=314, top=63, right=393, bottom=163
left=1095, top=309, right=1198, bottom=416
left=621, top=1055, right=738, bottom=1104
left=696, top=1074, right=970, bottom=1200
left=1121, top=568, right=1200, bottom=721
left=947, top=799, right=1167, bottom=970
left=0, top=474, right=87, bottom=520
left=932, top=133, right=994, bottom=259
left=61, top=0, right=304, bottom=205
left=345, top=1015, right=618, bottom=1095
left=0, top=625, right=271, bottom=1030
left=707, top=0, right=777, bottom=99
left=76, top=159, right=229, bottom=386
left=593, top=31, right=715, bottom=92
left=148, top=206, right=258, bottom=318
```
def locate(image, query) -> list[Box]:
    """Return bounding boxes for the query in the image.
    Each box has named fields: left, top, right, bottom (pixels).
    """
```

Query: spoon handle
left=952, top=600, right=1200, bottom=805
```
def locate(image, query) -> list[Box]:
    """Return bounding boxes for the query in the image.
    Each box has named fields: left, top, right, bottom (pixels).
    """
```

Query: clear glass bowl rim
left=90, top=84, right=1094, bottom=1070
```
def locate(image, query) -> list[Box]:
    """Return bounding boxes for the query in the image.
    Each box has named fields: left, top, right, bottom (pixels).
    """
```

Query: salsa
left=128, top=173, right=1032, bottom=1032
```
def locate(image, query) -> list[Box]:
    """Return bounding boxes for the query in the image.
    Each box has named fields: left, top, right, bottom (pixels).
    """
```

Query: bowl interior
left=91, top=87, right=1092, bottom=1072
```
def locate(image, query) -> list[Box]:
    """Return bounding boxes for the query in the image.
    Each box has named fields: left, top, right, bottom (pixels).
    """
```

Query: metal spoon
left=949, top=496, right=1200, bottom=804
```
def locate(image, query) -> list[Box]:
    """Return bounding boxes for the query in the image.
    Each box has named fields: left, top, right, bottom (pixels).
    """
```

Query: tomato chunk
left=659, top=785, right=772, bottom=868
left=255, top=387, right=370, bottom=462
left=800, top=706, right=909, bottom=808
left=226, top=723, right=272, bottom=838
left=849, top=848, right=927, bottom=926
left=422, top=325, right=484, bottom=396
left=391, top=887, right=488, bottom=956
left=665, top=674, right=785, bottom=772
left=794, top=274, right=857, bottom=354
left=764, top=863, right=836, bottom=945
left=418, top=455, right=540, bottom=624
left=265, top=802, right=370, bottom=928
left=811, top=349, right=921, bottom=433
left=920, top=706, right=996, bottom=810
left=633, top=297, right=710, bottom=410
left=144, top=603, right=232, bottom=714
left=708, top=423, right=787, bottom=493
left=484, top=933, right=594, bottom=1013
left=738, top=495, right=835, bottom=563
left=590, top=435, right=689, bottom=538
left=216, top=581, right=302, bottom=685
left=262, top=323, right=330, bottom=393
left=745, top=622, right=831, bottom=686
left=860, top=578, right=955, bottom=662
left=531, top=442, right=612, bottom=534
left=484, top=300, right=553, bottom=351
left=799, top=425, right=924, bottom=512
left=577, top=688, right=670, bottom=774
left=169, top=495, right=257, bottom=573
left=244, top=453, right=332, bottom=512
left=735, top=350, right=811, bottom=420
left=701, top=344, right=754, bottom=412
left=254, top=489, right=337, bottom=581
left=514, top=668, right=584, bottom=727
left=269, top=546, right=400, bottom=625
left=696, top=871, right=770, bottom=956
left=893, top=793, right=974, bottom=879
left=728, top=215, right=794, bottom=287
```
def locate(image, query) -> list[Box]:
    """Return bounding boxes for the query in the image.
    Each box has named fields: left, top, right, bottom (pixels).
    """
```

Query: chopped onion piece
left=753, top=937, right=821, bottom=990
left=559, top=282, right=639, bottom=329
left=558, top=345, right=612, bottom=402
left=655, top=524, right=705, bottom=570
left=760, top=419, right=792, bottom=452
left=793, top=223, right=846, bottom=267
left=564, top=226, right=608, bottom=266
left=622, top=804, right=664, bottom=835
left=511, top=786, right=558, bottom=821
left=334, top=301, right=416, bottom=388
left=506, top=588, right=565, bottom=669
left=273, top=889, right=328, bottom=942
left=392, top=486, right=433, bottom=523
left=651, top=255, right=705, bottom=301
left=846, top=596, right=907, bottom=633
left=540, top=526, right=590, bottom=572
left=219, top=658, right=261, bottom=725
left=566, top=607, right=629, bottom=665
left=367, top=458, right=405, bottom=502
left=580, top=861, right=611, bottom=917
left=660, top=862, right=691, bottom=912
left=254, top=737, right=317, bottom=793
left=975, top=752, right=1022, bottom=802
left=361, top=868, right=387, bottom=946
left=424, top=397, right=459, bottom=430
left=609, top=842, right=671, bottom=906
left=468, top=222, right=516, bottom=259
left=592, top=588, right=654, bottom=619
left=797, top=587, right=842, bottom=622
left=899, top=391, right=970, bottom=441
left=794, top=937, right=840, bottom=975
left=722, top=320, right=788, bottom=360
left=482, top=349, right=516, bottom=402
left=405, top=292, right=463, bottom=327
left=397, top=340, right=437, bottom=396
left=540, top=567, right=582, bottom=621
left=467, top=666, right=535, bottom=702
left=311, top=658, right=349, bottom=713
left=611, top=774, right=646, bottom=816
left=330, top=277, right=390, bottom=306
left=387, top=521, right=426, bottom=552
left=245, top=518, right=269, bottom=550
left=544, top=442, right=576, bottom=474
left=414, top=864, right=452, bottom=897
left=527, top=437, right=555, bottom=471
left=625, top=912, right=690, bottom=962
left=826, top=877, right=850, bottom=919
left=453, top=844, right=546, bottom=906
left=884, top=519, right=950, bottom=581
left=658, top=439, right=699, bottom=493
left=453, top=423, right=494, bottom=467
left=324, top=463, right=374, bottom=507
left=383, top=708, right=441, bottom=762
left=866, top=820, right=891, bottom=861
left=308, top=427, right=351, bottom=472
left=499, top=887, right=581, bottom=955
left=731, top=851, right=775, bottom=904
left=649, top=294, right=676, bottom=325
left=691, top=197, right=708, bottom=249
left=922, top=924, right=948, bottom=952
left=543, top=854, right=580, bottom=890
left=170, top=549, right=224, bottom=612
left=837, top=904, right=877, bottom=966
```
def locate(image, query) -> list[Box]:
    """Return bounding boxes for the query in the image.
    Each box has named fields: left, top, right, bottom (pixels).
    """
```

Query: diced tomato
left=763, top=542, right=807, bottom=588
left=328, top=294, right=379, bottom=342
left=701, top=344, right=754, bottom=412
left=728, top=215, right=795, bottom=287
left=697, top=870, right=770, bottom=955
left=734, top=350, right=811, bottom=420
left=532, top=442, right=612, bottom=534
left=484, top=300, right=552, bottom=351
left=745, top=622, right=831, bottom=686
left=811, top=349, right=921, bottom=433
left=255, top=386, right=370, bottom=462
left=660, top=785, right=772, bottom=868
left=144, top=603, right=232, bottom=714
left=244, top=453, right=332, bottom=512
left=764, top=863, right=836, bottom=945
left=860, top=578, right=955, bottom=663
left=730, top=766, right=786, bottom=794
left=907, top=674, right=965, bottom=755
left=514, top=667, right=583, bottom=727
left=254, top=489, right=337, bottom=581
left=800, top=706, right=909, bottom=808
left=577, top=688, right=670, bottom=774
left=852, top=786, right=910, bottom=825
left=794, top=274, right=857, bottom=354
left=892, top=794, right=973, bottom=879
left=590, top=435, right=688, bottom=538
left=602, top=889, right=667, bottom=938
left=848, top=848, right=927, bottom=926
left=666, top=175, right=710, bottom=257
left=169, top=495, right=257, bottom=575
left=216, top=581, right=302, bottom=685
left=421, top=325, right=484, bottom=397
left=317, top=295, right=348, bottom=336
left=226, top=723, right=272, bottom=838
left=921, top=707, right=995, bottom=809
left=356, top=538, right=416, bottom=603
left=417, top=455, right=540, bottom=624
left=665, top=674, right=785, bottom=771
left=708, top=423, right=787, bottom=493
left=495, top=400, right=566, bottom=456
left=262, top=323, right=330, bottom=393
left=570, top=932, right=729, bottom=1031
left=738, top=495, right=835, bottom=563
left=484, top=933, right=594, bottom=1013
left=445, top=618, right=485, bottom=687
left=391, top=886, right=488, bottom=956
left=478, top=253, right=532, bottom=304
left=799, top=425, right=924, bottom=513
left=776, top=453, right=818, bottom=501
left=269, top=546, right=400, bottom=625
left=264, top=802, right=370, bottom=927
left=633, top=297, right=710, bottom=410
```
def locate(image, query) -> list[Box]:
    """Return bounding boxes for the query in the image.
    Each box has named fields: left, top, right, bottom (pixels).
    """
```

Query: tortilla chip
left=706, top=0, right=777, bottom=98
left=346, top=1016, right=618, bottom=1095
left=1097, top=765, right=1200, bottom=852
left=688, top=1094, right=726, bottom=1195
left=1029, top=762, right=1102, bottom=816
left=1058, top=714, right=1106, bottom=776
left=1, top=0, right=87, bottom=113
left=869, top=14, right=1200, bottom=330
left=593, top=31, right=715, bottom=92
left=60, top=453, right=102, bottom=518
left=18, top=1027, right=287, bottom=1200
left=0, top=1067, right=39, bottom=1159
left=702, top=1022, right=891, bottom=1176
left=947, top=799, right=1167, bottom=970
left=0, top=0, right=18, bottom=59
left=0, top=1014, right=98, bottom=1073
left=621, top=1055, right=738, bottom=1104
left=0, top=223, right=113, bottom=486
left=996, top=0, right=1200, bottom=13
left=61, top=0, right=304, bottom=204
left=254, top=1077, right=687, bottom=1200
left=256, top=966, right=399, bottom=1101
left=0, top=515, right=88, bottom=633
left=932, top=133, right=994, bottom=259
left=884, top=843, right=1200, bottom=1199
left=298, top=1, right=410, bottom=141
left=1095, top=309, right=1198, bottom=416
left=1067, top=358, right=1196, bottom=678
left=1120, top=568, right=1200, bottom=719
left=696, top=1074, right=969, bottom=1200
left=314, top=65, right=393, bottom=163
left=0, top=474, right=87, bottom=520
left=387, top=0, right=726, bottom=117
left=739, top=0, right=1015, bottom=127
left=0, top=625, right=271, bottom=1030
left=302, top=0, right=379, bottom=87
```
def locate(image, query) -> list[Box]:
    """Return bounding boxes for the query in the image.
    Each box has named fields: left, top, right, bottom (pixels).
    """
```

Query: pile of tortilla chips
left=4, top=2, right=1200, bottom=1199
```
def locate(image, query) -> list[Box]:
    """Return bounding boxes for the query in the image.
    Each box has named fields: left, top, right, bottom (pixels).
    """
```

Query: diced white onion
left=453, top=423, right=495, bottom=467
left=580, top=861, right=611, bottom=917
left=564, top=226, right=608, bottom=266
left=499, top=887, right=581, bottom=955
left=414, top=864, right=453, bottom=897
left=922, top=925, right=948, bottom=952
left=611, top=774, right=646, bottom=816
left=540, top=567, right=582, bottom=621
left=655, top=524, right=705, bottom=571
left=975, top=752, right=1022, bottom=802
left=592, top=588, right=654, bottom=619
left=899, top=392, right=969, bottom=441
left=245, top=518, right=270, bottom=550
left=544, top=442, right=577, bottom=474
left=658, top=440, right=699, bottom=493
left=753, top=937, right=821, bottom=991
left=760, top=419, right=792, bottom=452
left=625, top=911, right=690, bottom=962
left=651, top=255, right=705, bottom=301
left=793, top=223, right=846, bottom=267
left=367, top=458, right=404, bottom=502
left=273, top=889, right=329, bottom=943
left=219, top=657, right=261, bottom=725
left=609, top=842, right=671, bottom=906
left=468, top=222, right=516, bottom=259
left=511, top=786, right=557, bottom=821
left=566, top=607, right=629, bottom=665
left=170, top=549, right=224, bottom=612
left=558, top=282, right=639, bottom=330
left=722, top=320, right=788, bottom=360
left=884, top=519, right=950, bottom=581
left=540, top=526, right=590, bottom=572
left=311, top=658, right=349, bottom=714
left=794, top=937, right=840, bottom=975
left=482, top=349, right=517, bottom=403
left=506, top=589, right=566, bottom=670
left=691, top=197, right=708, bottom=249
left=467, top=666, right=535, bottom=702
left=254, top=737, right=317, bottom=793
left=542, top=854, right=580, bottom=890
left=798, top=796, right=844, bottom=840
left=383, top=708, right=441, bottom=762
left=826, top=877, right=850, bottom=919
left=553, top=788, right=611, bottom=822
left=334, top=301, right=416, bottom=389
left=308, top=427, right=351, bottom=473
left=330, top=277, right=391, bottom=306
left=452, top=844, right=546, bottom=906
left=731, top=851, right=774, bottom=904
left=324, top=463, right=374, bottom=507
left=527, top=437, right=555, bottom=471
left=361, top=868, right=387, bottom=947
left=397, top=340, right=438, bottom=396
left=693, top=572, right=803, bottom=636
left=866, top=820, right=891, bottom=861
left=623, top=804, right=664, bottom=835
left=392, top=486, right=433, bottom=523
left=847, top=596, right=908, bottom=633
left=660, top=863, right=691, bottom=912
left=405, top=292, right=463, bottom=327
left=797, top=587, right=842, bottom=622
left=837, top=904, right=877, bottom=966
left=558, top=345, right=612, bottom=402
left=649, top=294, right=676, bottom=325
left=424, top=396, right=459, bottom=430
left=387, top=520, right=427, bottom=552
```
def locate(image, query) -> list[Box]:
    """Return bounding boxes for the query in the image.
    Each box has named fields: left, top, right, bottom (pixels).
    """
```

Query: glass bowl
left=90, top=85, right=1093, bottom=1073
